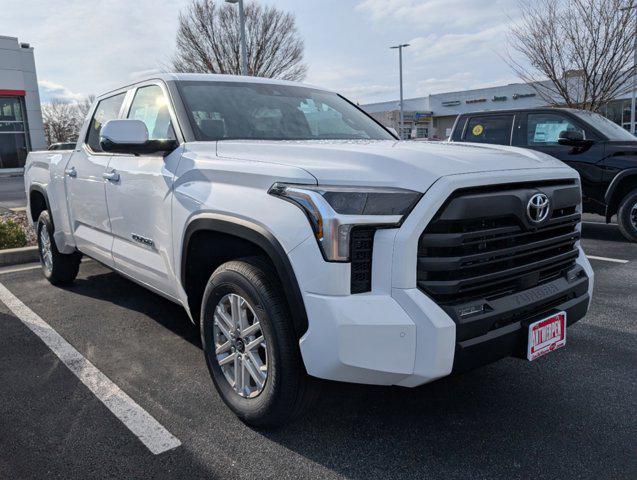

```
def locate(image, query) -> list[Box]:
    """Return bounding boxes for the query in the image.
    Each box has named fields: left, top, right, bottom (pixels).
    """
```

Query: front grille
left=417, top=180, right=581, bottom=305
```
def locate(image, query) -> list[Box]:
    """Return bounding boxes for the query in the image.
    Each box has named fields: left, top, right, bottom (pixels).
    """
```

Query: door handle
left=65, top=166, right=77, bottom=178
left=103, top=170, right=120, bottom=182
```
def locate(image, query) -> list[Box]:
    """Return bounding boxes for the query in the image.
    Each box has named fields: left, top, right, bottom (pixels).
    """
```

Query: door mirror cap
left=387, top=127, right=399, bottom=139
left=558, top=129, right=589, bottom=146
left=100, top=119, right=177, bottom=154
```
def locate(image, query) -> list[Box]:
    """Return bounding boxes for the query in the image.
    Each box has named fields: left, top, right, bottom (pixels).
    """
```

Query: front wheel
left=200, top=257, right=318, bottom=428
left=37, top=210, right=82, bottom=285
left=617, top=189, right=637, bottom=242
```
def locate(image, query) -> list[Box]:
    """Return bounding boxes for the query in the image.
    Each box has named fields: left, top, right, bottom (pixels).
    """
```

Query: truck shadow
left=581, top=221, right=627, bottom=242
left=60, top=265, right=632, bottom=480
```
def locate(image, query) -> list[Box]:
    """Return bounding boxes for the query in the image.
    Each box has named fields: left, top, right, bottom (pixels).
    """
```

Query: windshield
left=177, top=81, right=394, bottom=141
left=572, top=110, right=636, bottom=141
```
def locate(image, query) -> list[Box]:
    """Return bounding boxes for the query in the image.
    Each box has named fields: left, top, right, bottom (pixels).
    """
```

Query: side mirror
left=387, top=127, right=399, bottom=138
left=100, top=119, right=177, bottom=154
left=558, top=130, right=588, bottom=146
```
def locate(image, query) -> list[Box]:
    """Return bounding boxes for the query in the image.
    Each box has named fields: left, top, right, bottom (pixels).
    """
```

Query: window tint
left=178, top=81, right=393, bottom=141
left=86, top=93, right=125, bottom=152
left=127, top=85, right=176, bottom=140
left=464, top=115, right=514, bottom=145
left=526, top=113, right=584, bottom=146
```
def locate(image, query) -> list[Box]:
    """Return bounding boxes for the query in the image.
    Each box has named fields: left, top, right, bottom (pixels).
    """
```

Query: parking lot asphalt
left=0, top=221, right=635, bottom=480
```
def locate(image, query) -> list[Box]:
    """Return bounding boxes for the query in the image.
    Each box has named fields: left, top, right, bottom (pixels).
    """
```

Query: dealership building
left=0, top=36, right=46, bottom=169
left=363, top=81, right=636, bottom=140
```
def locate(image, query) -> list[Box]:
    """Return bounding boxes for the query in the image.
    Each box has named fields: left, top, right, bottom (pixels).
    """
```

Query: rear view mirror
left=558, top=130, right=588, bottom=146
left=100, top=119, right=177, bottom=154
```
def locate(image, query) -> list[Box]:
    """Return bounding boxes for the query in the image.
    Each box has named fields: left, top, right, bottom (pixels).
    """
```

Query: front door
left=518, top=112, right=606, bottom=201
left=105, top=84, right=181, bottom=297
left=66, top=92, right=126, bottom=266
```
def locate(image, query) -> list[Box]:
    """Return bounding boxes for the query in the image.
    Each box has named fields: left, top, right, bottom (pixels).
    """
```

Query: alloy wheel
left=39, top=226, right=53, bottom=272
left=213, top=293, right=268, bottom=398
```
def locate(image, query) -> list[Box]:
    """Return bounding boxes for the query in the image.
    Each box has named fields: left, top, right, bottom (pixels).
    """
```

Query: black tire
left=617, top=189, right=637, bottom=242
left=37, top=210, right=82, bottom=285
left=200, top=257, right=319, bottom=428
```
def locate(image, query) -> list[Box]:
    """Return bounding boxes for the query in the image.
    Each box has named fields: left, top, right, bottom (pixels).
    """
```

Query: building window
left=0, top=97, right=29, bottom=168
left=416, top=126, right=429, bottom=138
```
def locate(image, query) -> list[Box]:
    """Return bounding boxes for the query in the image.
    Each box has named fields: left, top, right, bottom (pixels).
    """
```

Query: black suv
left=449, top=108, right=637, bottom=242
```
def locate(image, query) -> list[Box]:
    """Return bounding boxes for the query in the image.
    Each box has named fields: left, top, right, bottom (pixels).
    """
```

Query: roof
left=99, top=72, right=331, bottom=98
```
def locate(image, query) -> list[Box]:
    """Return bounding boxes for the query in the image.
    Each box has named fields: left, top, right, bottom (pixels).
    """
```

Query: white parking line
left=0, top=282, right=181, bottom=455
left=0, top=258, right=93, bottom=276
left=587, top=255, right=629, bottom=264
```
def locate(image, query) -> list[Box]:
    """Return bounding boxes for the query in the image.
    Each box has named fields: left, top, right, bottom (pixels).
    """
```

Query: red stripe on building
left=0, top=89, right=26, bottom=96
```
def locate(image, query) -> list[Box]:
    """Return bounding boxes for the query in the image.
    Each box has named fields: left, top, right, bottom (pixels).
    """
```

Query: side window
left=127, top=85, right=176, bottom=140
left=464, top=115, right=514, bottom=145
left=525, top=113, right=585, bottom=146
left=86, top=93, right=126, bottom=152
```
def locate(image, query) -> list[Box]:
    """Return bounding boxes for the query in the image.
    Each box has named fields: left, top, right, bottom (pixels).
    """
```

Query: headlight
left=269, top=183, right=421, bottom=262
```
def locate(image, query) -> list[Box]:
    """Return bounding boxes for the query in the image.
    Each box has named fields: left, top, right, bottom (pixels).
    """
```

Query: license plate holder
left=527, top=312, right=567, bottom=361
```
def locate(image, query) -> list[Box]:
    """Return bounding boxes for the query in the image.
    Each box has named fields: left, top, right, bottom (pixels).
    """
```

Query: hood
left=215, top=140, right=570, bottom=192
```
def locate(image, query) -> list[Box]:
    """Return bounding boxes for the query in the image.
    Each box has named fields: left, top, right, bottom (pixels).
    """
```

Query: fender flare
left=181, top=216, right=309, bottom=339
left=604, top=168, right=637, bottom=220
left=28, top=183, right=51, bottom=222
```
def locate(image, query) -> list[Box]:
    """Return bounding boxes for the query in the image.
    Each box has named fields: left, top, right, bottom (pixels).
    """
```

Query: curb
left=0, top=168, right=24, bottom=178
left=0, top=246, right=39, bottom=266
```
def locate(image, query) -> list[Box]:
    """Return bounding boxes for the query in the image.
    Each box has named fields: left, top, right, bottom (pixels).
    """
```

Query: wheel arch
left=181, top=216, right=309, bottom=339
left=605, top=168, right=637, bottom=221
left=28, top=184, right=51, bottom=223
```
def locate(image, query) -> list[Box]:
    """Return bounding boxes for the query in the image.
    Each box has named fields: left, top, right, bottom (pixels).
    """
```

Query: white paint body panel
left=24, top=74, right=594, bottom=388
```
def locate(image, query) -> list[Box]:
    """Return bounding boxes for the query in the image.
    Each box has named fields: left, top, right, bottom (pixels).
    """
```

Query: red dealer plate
left=527, top=312, right=567, bottom=361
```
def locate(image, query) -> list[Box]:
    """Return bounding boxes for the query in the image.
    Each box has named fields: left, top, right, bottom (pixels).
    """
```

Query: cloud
left=356, top=0, right=518, bottom=29
left=38, top=80, right=85, bottom=103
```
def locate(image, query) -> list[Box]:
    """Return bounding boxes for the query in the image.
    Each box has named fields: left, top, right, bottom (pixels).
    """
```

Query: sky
left=1, top=0, right=527, bottom=105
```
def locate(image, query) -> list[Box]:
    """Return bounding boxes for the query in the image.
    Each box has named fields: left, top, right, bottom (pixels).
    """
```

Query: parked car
left=24, top=74, right=593, bottom=427
left=48, top=142, right=76, bottom=151
left=449, top=108, right=637, bottom=241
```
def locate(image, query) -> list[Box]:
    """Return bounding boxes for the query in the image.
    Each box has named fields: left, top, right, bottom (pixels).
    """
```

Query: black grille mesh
left=350, top=228, right=375, bottom=294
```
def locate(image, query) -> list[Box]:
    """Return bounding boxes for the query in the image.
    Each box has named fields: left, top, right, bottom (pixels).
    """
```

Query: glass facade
left=601, top=99, right=635, bottom=132
left=0, top=97, right=29, bottom=168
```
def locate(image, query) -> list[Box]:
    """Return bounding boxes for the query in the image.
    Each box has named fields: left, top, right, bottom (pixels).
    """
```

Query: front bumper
left=292, top=169, right=594, bottom=387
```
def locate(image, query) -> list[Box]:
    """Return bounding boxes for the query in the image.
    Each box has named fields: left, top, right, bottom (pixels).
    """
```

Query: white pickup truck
left=25, top=73, right=594, bottom=427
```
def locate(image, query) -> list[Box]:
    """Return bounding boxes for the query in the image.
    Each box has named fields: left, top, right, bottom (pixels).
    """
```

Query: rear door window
left=464, top=115, right=514, bottom=145
left=85, top=93, right=126, bottom=152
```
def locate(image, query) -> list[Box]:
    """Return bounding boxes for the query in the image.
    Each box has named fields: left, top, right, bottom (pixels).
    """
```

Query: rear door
left=65, top=92, right=126, bottom=266
left=461, top=114, right=514, bottom=145
left=105, top=82, right=182, bottom=298
left=517, top=111, right=605, bottom=200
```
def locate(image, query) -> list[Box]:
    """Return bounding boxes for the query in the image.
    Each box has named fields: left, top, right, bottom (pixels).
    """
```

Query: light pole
left=390, top=44, right=409, bottom=139
left=226, top=0, right=249, bottom=76
left=621, top=3, right=636, bottom=135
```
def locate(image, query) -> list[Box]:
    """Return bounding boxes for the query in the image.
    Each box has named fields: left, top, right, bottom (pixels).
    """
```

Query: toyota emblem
left=527, top=193, right=550, bottom=223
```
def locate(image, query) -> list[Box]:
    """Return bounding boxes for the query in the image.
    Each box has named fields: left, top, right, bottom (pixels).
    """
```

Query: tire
left=617, top=189, right=637, bottom=242
left=37, top=210, right=82, bottom=285
left=200, top=257, right=318, bottom=428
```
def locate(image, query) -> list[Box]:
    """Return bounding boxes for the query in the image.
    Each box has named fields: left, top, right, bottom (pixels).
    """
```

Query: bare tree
left=41, top=95, right=95, bottom=145
left=507, top=0, right=636, bottom=111
left=171, top=0, right=307, bottom=81
left=75, top=94, right=96, bottom=126
left=42, top=100, right=80, bottom=145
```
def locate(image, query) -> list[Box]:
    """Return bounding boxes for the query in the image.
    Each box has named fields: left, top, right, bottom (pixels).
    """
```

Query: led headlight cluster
left=269, top=183, right=422, bottom=262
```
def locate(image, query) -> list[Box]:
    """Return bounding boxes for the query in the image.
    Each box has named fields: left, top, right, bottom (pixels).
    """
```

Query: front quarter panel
left=171, top=142, right=318, bottom=304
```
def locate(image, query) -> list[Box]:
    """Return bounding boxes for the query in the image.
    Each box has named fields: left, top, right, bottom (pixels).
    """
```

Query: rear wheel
left=200, top=257, right=318, bottom=428
left=617, top=189, right=637, bottom=242
left=37, top=210, right=82, bottom=285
